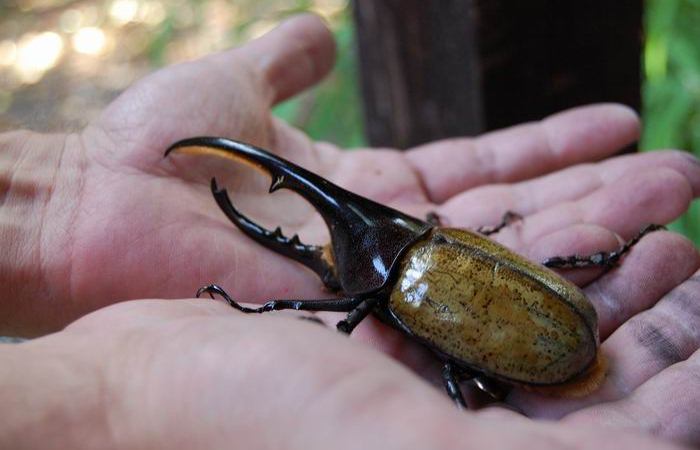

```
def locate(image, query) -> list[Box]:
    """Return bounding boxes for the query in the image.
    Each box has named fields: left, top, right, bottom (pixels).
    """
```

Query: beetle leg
left=210, top=179, right=341, bottom=291
left=472, top=376, right=508, bottom=401
left=477, top=211, right=523, bottom=236
left=197, top=284, right=362, bottom=313
left=442, top=363, right=469, bottom=410
left=336, top=297, right=381, bottom=334
left=425, top=211, right=442, bottom=226
left=543, top=224, right=665, bottom=270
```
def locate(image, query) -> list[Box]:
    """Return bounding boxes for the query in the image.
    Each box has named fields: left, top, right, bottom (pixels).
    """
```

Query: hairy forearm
left=0, top=130, right=79, bottom=336
left=0, top=340, right=107, bottom=449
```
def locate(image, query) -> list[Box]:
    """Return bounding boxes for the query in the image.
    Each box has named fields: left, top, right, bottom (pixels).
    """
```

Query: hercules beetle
left=166, top=137, right=661, bottom=408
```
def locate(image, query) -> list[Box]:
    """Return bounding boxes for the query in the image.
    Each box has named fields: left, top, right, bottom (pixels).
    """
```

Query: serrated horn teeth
left=269, top=175, right=285, bottom=193
left=290, top=234, right=300, bottom=245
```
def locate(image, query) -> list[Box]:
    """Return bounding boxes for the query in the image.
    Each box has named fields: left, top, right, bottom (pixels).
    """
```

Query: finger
left=438, top=150, right=700, bottom=228
left=64, top=298, right=230, bottom=331
left=493, top=167, right=694, bottom=252
left=587, top=233, right=700, bottom=339
left=509, top=237, right=699, bottom=418
left=235, top=14, right=336, bottom=105
left=591, top=267, right=700, bottom=402
left=90, top=15, right=335, bottom=170
left=405, top=104, right=640, bottom=203
left=564, top=349, right=700, bottom=447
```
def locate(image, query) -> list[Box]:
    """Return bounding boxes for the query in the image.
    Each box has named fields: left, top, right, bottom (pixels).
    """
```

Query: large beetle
left=166, top=137, right=660, bottom=408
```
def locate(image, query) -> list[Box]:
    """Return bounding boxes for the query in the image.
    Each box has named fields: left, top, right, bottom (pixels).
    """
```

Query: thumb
left=87, top=14, right=335, bottom=170
left=234, top=14, right=337, bottom=105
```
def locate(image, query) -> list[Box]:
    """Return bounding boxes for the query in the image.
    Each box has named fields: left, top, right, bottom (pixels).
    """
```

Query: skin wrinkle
left=472, top=137, right=500, bottom=189
left=631, top=355, right=700, bottom=442
left=671, top=275, right=700, bottom=320
left=630, top=316, right=685, bottom=367
left=403, top=147, right=449, bottom=205
left=14, top=134, right=64, bottom=325
left=82, top=124, right=149, bottom=177
left=540, top=116, right=567, bottom=167
left=525, top=200, right=587, bottom=247
left=586, top=281, right=622, bottom=337
left=396, top=150, right=434, bottom=205
left=63, top=133, right=89, bottom=322
left=375, top=151, right=430, bottom=205
left=648, top=282, right=700, bottom=355
left=524, top=164, right=606, bottom=213
left=596, top=235, right=700, bottom=339
left=679, top=150, right=700, bottom=170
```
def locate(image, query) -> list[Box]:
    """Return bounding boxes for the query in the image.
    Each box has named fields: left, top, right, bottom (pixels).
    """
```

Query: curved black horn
left=166, top=137, right=432, bottom=295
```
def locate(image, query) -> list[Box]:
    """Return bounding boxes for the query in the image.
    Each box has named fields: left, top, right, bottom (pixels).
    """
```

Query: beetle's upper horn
left=166, top=137, right=432, bottom=295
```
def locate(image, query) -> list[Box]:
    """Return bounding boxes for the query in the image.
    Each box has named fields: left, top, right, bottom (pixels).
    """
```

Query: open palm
left=5, top=14, right=699, bottom=446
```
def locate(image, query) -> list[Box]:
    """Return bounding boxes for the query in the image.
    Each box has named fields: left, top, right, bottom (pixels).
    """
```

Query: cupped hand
left=2, top=14, right=697, bottom=335
left=2, top=298, right=684, bottom=450
left=1, top=12, right=699, bottom=447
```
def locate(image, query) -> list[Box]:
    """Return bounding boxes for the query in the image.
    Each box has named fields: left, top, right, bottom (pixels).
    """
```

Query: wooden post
left=352, top=0, right=483, bottom=149
left=353, top=0, right=643, bottom=149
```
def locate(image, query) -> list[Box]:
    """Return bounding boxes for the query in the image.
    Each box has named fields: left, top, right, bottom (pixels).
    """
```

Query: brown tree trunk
left=353, top=0, right=643, bottom=149
left=352, top=0, right=483, bottom=149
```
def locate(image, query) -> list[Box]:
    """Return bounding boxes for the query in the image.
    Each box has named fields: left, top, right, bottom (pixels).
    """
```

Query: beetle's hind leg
left=199, top=285, right=379, bottom=334
left=442, top=363, right=469, bottom=409
left=543, top=224, right=665, bottom=271
left=478, top=211, right=522, bottom=236
left=442, top=363, right=509, bottom=410
left=210, top=178, right=341, bottom=291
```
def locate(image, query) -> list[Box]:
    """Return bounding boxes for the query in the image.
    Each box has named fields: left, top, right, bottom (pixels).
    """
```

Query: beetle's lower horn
left=210, top=178, right=340, bottom=291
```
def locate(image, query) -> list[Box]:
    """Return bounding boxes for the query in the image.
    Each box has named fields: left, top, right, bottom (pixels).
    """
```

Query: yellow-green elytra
left=388, top=228, right=602, bottom=393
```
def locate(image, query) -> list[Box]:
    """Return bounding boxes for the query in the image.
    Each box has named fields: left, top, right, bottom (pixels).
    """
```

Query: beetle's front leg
left=210, top=179, right=341, bottom=292
left=543, top=224, right=665, bottom=270
left=425, top=212, right=442, bottom=226
left=197, top=284, right=362, bottom=314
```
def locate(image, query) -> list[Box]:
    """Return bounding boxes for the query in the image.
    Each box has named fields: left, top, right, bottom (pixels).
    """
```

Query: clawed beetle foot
left=543, top=224, right=666, bottom=271
left=477, top=211, right=523, bottom=236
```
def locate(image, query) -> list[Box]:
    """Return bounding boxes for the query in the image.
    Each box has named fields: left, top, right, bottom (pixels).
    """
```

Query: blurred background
left=0, top=0, right=698, bottom=241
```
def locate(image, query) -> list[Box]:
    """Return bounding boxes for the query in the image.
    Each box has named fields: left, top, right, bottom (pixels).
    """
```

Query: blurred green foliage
left=642, top=0, right=700, bottom=242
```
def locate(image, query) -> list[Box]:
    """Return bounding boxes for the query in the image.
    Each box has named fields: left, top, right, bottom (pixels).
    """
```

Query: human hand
left=1, top=14, right=698, bottom=339
left=0, top=12, right=698, bottom=448
left=0, top=299, right=689, bottom=450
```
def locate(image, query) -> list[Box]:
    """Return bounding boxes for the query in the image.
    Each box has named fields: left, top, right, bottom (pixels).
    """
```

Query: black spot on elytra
left=631, top=318, right=685, bottom=367
left=432, top=233, right=448, bottom=245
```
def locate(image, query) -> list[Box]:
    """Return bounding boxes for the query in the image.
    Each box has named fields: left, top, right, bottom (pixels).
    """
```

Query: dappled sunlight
left=0, top=0, right=349, bottom=131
